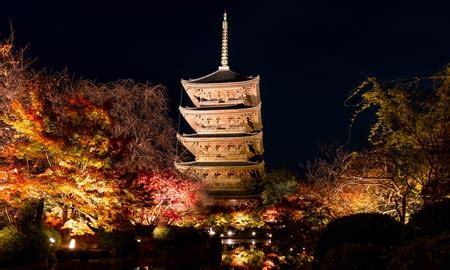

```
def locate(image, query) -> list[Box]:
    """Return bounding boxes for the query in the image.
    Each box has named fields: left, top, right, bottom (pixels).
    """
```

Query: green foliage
left=314, top=213, right=402, bottom=264
left=221, top=246, right=265, bottom=269
left=406, top=199, right=450, bottom=239
left=261, top=168, right=299, bottom=205
left=0, top=225, right=25, bottom=265
left=0, top=202, right=50, bottom=265
left=388, top=232, right=450, bottom=270
left=205, top=210, right=264, bottom=229
left=320, top=243, right=390, bottom=270
left=20, top=224, right=50, bottom=262
left=44, top=226, right=60, bottom=261
left=97, top=229, right=137, bottom=256
left=44, top=227, right=61, bottom=247
left=152, top=225, right=174, bottom=242
left=347, top=66, right=450, bottom=222
left=16, top=201, right=50, bottom=263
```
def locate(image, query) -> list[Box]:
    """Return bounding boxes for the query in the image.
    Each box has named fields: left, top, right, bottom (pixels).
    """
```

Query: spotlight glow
left=69, top=239, right=76, bottom=249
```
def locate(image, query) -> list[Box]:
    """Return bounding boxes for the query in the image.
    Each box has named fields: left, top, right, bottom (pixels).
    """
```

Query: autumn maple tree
left=0, top=39, right=199, bottom=235
left=131, top=171, right=206, bottom=226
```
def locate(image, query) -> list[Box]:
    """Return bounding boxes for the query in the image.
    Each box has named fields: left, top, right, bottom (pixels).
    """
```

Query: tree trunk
left=400, top=195, right=407, bottom=224
left=35, top=199, right=44, bottom=227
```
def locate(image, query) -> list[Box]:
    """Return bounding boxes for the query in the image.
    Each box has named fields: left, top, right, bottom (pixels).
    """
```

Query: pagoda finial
left=220, top=11, right=229, bottom=70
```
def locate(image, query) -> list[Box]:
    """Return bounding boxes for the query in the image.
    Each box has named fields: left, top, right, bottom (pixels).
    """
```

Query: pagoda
left=175, top=12, right=265, bottom=199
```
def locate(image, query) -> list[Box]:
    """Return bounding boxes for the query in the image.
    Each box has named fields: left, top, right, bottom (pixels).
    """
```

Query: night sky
left=1, top=0, right=449, bottom=170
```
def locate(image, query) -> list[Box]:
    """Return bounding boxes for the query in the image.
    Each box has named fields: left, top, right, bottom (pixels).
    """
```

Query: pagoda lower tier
left=177, top=132, right=263, bottom=161
left=175, top=161, right=265, bottom=194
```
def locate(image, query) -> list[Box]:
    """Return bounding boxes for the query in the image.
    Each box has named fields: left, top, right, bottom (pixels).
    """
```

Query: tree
left=304, top=147, right=387, bottom=218
left=131, top=171, right=205, bottom=226
left=0, top=39, right=178, bottom=234
left=260, top=168, right=299, bottom=206
left=346, top=65, right=449, bottom=223
left=0, top=81, right=134, bottom=234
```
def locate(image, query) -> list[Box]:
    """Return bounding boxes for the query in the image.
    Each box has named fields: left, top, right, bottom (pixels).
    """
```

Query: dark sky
left=1, top=0, right=449, bottom=169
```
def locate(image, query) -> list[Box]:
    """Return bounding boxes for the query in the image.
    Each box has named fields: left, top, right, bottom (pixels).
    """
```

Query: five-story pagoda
left=176, top=12, right=265, bottom=199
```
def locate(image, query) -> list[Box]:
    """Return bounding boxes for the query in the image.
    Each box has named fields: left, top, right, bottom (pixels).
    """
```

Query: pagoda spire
left=220, top=11, right=229, bottom=70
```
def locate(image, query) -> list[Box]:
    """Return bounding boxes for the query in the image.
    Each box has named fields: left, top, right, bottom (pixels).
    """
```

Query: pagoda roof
left=184, top=68, right=254, bottom=84
left=179, top=132, right=260, bottom=138
left=182, top=104, right=250, bottom=110
left=176, top=160, right=263, bottom=168
left=180, top=103, right=261, bottom=114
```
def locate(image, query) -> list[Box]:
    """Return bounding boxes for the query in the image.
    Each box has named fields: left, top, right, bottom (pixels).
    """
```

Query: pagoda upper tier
left=181, top=70, right=260, bottom=108
left=177, top=132, right=263, bottom=161
left=180, top=104, right=262, bottom=134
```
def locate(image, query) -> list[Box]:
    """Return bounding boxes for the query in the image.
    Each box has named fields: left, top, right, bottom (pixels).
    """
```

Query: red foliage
left=133, top=171, right=205, bottom=225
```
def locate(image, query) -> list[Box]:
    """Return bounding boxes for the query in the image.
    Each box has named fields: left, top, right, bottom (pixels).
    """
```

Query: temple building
left=175, top=12, right=265, bottom=199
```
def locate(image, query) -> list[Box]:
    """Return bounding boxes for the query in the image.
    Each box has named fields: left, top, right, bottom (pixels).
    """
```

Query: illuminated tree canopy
left=345, top=65, right=449, bottom=222
left=0, top=39, right=202, bottom=235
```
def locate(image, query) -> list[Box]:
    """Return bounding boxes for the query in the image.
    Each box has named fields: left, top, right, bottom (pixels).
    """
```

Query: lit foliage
left=347, top=65, right=450, bottom=222
left=205, top=210, right=264, bottom=229
left=0, top=40, right=181, bottom=235
left=221, top=246, right=311, bottom=269
left=152, top=225, right=173, bottom=241
left=222, top=246, right=265, bottom=269
left=260, top=168, right=299, bottom=206
left=256, top=164, right=387, bottom=260
left=132, top=171, right=205, bottom=226
left=304, top=148, right=388, bottom=218
left=0, top=88, right=133, bottom=234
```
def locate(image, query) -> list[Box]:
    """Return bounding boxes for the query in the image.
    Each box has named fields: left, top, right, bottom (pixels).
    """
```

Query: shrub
left=0, top=225, right=50, bottom=265
left=314, top=213, right=402, bottom=264
left=261, top=168, right=299, bottom=205
left=405, top=199, right=450, bottom=239
left=320, top=243, right=390, bottom=270
left=0, top=201, right=51, bottom=265
left=44, top=227, right=61, bottom=247
left=388, top=232, right=450, bottom=270
left=0, top=225, right=25, bottom=265
left=222, top=246, right=265, bottom=269
left=97, top=230, right=137, bottom=256
left=152, top=226, right=205, bottom=245
left=169, top=226, right=205, bottom=244
left=20, top=224, right=50, bottom=262
left=16, top=201, right=50, bottom=262
left=152, top=226, right=174, bottom=242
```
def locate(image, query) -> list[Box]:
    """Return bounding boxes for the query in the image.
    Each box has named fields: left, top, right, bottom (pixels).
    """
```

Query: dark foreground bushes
left=388, top=232, right=450, bottom=270
left=0, top=202, right=52, bottom=266
left=151, top=225, right=221, bottom=268
left=405, top=198, right=450, bottom=239
left=314, top=213, right=402, bottom=266
left=97, top=229, right=137, bottom=256
left=315, top=200, right=450, bottom=270
left=320, top=243, right=390, bottom=270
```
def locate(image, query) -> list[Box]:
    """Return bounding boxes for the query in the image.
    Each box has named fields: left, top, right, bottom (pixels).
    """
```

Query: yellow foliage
left=62, top=219, right=95, bottom=236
